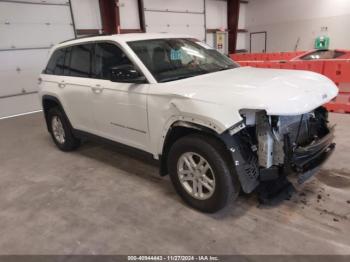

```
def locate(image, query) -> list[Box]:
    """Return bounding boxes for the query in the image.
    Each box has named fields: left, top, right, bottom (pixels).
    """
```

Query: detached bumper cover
left=292, top=126, right=335, bottom=183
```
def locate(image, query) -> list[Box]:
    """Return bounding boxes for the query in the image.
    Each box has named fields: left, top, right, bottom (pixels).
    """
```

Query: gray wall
left=246, top=0, right=350, bottom=52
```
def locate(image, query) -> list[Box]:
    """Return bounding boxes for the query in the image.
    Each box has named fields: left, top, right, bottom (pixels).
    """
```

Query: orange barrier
left=338, top=83, right=350, bottom=93
left=238, top=60, right=325, bottom=73
left=232, top=50, right=350, bottom=62
left=266, top=53, right=279, bottom=61
left=302, top=61, right=324, bottom=74
left=325, top=94, right=350, bottom=114
left=231, top=51, right=306, bottom=62
left=280, top=61, right=324, bottom=74
left=323, top=60, right=350, bottom=86
left=322, top=61, right=350, bottom=113
left=237, top=61, right=249, bottom=66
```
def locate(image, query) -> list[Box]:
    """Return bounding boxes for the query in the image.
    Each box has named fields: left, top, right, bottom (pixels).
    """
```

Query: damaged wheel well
left=159, top=121, right=231, bottom=176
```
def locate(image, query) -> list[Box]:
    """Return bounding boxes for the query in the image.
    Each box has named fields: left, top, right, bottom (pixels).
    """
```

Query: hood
left=159, top=67, right=338, bottom=116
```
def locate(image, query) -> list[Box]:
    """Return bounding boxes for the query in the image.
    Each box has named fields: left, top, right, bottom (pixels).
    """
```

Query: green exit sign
left=315, top=36, right=330, bottom=49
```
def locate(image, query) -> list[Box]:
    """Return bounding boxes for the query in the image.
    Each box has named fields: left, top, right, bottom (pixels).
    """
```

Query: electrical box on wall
left=315, top=36, right=330, bottom=49
left=215, top=31, right=228, bottom=55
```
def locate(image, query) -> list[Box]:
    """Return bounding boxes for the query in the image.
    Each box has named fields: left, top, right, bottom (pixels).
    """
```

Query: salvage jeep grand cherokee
left=39, top=34, right=338, bottom=213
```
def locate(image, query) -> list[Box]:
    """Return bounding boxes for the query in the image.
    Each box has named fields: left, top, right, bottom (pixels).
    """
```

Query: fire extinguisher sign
left=215, top=31, right=225, bottom=51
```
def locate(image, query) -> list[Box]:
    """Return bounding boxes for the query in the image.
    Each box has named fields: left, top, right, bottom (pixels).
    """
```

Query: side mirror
left=110, top=65, right=146, bottom=83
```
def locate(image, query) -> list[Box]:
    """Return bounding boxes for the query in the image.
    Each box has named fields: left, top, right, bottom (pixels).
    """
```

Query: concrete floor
left=0, top=112, right=349, bottom=255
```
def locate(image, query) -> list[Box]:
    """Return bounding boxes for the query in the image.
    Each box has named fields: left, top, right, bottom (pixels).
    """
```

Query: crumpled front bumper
left=292, top=126, right=336, bottom=184
left=220, top=122, right=335, bottom=194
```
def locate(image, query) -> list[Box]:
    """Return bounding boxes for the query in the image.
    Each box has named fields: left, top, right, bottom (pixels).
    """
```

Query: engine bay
left=229, top=107, right=335, bottom=193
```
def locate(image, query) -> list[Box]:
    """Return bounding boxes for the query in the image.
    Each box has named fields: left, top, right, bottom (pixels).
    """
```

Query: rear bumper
left=292, top=126, right=335, bottom=183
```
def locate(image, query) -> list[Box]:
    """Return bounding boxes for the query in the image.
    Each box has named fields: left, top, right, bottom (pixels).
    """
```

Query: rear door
left=91, top=42, right=150, bottom=151
left=59, top=44, right=97, bottom=133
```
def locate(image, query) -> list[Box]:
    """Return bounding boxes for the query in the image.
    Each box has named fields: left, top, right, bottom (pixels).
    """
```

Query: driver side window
left=94, top=42, right=133, bottom=80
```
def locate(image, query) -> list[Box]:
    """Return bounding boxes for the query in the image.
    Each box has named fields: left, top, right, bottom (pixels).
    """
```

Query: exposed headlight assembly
left=239, top=109, right=266, bottom=126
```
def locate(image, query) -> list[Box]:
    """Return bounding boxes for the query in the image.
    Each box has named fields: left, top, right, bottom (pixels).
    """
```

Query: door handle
left=58, top=81, right=65, bottom=88
left=91, top=85, right=103, bottom=94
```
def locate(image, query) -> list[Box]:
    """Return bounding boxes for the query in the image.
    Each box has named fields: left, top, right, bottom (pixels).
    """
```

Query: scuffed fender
left=154, top=95, right=242, bottom=156
left=158, top=115, right=223, bottom=155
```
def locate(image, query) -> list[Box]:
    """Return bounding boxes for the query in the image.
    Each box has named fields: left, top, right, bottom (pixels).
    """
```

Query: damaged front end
left=221, top=107, right=335, bottom=194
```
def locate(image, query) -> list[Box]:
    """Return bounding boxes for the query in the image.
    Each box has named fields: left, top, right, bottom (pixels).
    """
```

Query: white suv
left=39, top=33, right=338, bottom=212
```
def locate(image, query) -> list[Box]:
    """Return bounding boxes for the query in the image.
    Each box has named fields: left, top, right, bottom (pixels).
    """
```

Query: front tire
left=167, top=134, right=239, bottom=213
left=47, top=107, right=80, bottom=151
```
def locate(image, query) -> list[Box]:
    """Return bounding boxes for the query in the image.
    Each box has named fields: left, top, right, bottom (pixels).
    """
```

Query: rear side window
left=69, top=44, right=94, bottom=78
left=45, top=48, right=66, bottom=75
left=95, top=42, right=133, bottom=80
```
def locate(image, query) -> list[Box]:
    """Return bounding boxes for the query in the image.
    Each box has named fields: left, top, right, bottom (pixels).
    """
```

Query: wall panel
left=246, top=0, right=350, bottom=52
left=0, top=1, right=75, bottom=118
left=144, top=0, right=205, bottom=41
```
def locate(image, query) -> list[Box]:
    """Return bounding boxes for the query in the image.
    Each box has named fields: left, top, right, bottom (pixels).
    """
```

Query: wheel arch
left=159, top=120, right=229, bottom=176
left=42, top=95, right=72, bottom=132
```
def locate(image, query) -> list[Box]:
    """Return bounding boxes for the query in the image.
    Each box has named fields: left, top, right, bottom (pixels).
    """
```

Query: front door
left=91, top=42, right=150, bottom=151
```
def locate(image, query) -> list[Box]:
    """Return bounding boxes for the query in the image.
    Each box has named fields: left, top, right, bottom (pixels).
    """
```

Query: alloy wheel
left=177, top=152, right=216, bottom=200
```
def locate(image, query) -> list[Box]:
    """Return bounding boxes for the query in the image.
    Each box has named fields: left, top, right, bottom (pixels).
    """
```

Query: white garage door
left=0, top=0, right=75, bottom=118
left=143, top=0, right=205, bottom=41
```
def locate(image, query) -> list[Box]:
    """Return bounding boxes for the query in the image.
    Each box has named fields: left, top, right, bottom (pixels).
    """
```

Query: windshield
left=300, top=50, right=345, bottom=60
left=127, top=38, right=239, bottom=83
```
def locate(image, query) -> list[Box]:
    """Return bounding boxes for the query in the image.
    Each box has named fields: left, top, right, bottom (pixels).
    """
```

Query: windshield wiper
left=216, top=66, right=235, bottom=72
left=159, top=71, right=208, bottom=83
left=159, top=75, right=194, bottom=83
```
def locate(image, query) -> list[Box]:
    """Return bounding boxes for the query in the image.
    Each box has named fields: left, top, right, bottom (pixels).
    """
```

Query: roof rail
left=59, top=33, right=111, bottom=44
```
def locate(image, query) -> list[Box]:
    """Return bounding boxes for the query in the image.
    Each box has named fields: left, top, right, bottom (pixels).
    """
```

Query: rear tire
left=167, top=134, right=240, bottom=213
left=47, top=107, right=80, bottom=151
